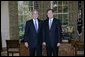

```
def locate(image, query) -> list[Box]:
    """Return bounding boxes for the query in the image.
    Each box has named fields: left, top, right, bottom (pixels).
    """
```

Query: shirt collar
left=49, top=18, right=53, bottom=21
left=33, top=19, right=38, bottom=21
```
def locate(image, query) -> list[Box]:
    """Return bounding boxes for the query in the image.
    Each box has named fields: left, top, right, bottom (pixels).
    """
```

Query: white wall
left=1, top=1, right=10, bottom=48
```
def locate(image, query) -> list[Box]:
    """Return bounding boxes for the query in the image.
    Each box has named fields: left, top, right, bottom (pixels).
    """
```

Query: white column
left=1, top=1, right=10, bottom=48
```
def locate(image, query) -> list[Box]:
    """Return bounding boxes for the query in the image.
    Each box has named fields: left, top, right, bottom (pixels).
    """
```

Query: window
left=51, top=1, right=70, bottom=40
left=51, top=1, right=69, bottom=25
left=18, top=1, right=34, bottom=39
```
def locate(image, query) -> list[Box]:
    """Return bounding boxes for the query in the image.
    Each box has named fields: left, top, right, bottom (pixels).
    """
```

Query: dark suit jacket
left=43, top=18, right=62, bottom=47
left=24, top=19, right=43, bottom=48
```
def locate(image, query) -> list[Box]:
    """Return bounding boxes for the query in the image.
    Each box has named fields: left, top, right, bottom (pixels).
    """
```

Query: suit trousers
left=46, top=46, right=59, bottom=56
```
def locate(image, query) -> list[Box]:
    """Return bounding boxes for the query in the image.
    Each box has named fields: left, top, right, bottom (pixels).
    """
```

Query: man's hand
left=42, top=42, right=46, bottom=46
left=25, top=42, right=28, bottom=48
left=57, top=43, right=60, bottom=47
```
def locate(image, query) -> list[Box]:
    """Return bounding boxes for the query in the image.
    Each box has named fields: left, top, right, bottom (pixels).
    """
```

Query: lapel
left=37, top=19, right=40, bottom=31
left=51, top=18, right=55, bottom=29
left=31, top=20, right=35, bottom=31
left=46, top=19, right=49, bottom=31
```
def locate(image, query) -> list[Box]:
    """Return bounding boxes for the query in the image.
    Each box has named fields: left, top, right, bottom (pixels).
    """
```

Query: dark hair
left=47, top=9, right=54, bottom=13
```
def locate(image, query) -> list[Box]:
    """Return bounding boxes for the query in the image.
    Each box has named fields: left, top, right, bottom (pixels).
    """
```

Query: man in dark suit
left=24, top=9, right=43, bottom=56
left=43, top=9, right=62, bottom=56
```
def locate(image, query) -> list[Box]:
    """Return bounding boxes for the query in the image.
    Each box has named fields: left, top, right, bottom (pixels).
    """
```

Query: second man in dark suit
left=43, top=9, right=62, bottom=56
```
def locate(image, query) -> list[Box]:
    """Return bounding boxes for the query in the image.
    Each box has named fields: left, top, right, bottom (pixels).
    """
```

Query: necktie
left=35, top=19, right=38, bottom=32
left=49, top=19, right=52, bottom=30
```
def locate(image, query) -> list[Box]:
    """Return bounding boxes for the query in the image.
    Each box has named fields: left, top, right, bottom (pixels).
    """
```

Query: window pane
left=24, top=15, right=28, bottom=21
left=29, top=1, right=33, bottom=6
left=63, top=6, right=68, bottom=13
left=18, top=15, right=22, bottom=23
left=63, top=14, right=68, bottom=19
left=63, top=19, right=68, bottom=25
left=63, top=14, right=68, bottom=25
left=34, top=1, right=39, bottom=9
left=24, top=8, right=29, bottom=14
left=53, top=1, right=57, bottom=5
left=18, top=9, right=23, bottom=15
left=19, top=23, right=24, bottom=37
left=23, top=1, right=29, bottom=5
left=58, top=6, right=62, bottom=13
left=63, top=1, right=68, bottom=5
left=54, top=14, right=58, bottom=19
left=53, top=7, right=58, bottom=13
left=58, top=14, right=62, bottom=19
left=58, top=1, right=62, bottom=5
left=23, top=7, right=27, bottom=14
left=29, top=7, right=33, bottom=11
left=20, top=15, right=23, bottom=22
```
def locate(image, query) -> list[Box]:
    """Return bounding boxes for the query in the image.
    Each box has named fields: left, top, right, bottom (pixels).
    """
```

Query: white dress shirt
left=49, top=18, right=53, bottom=29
